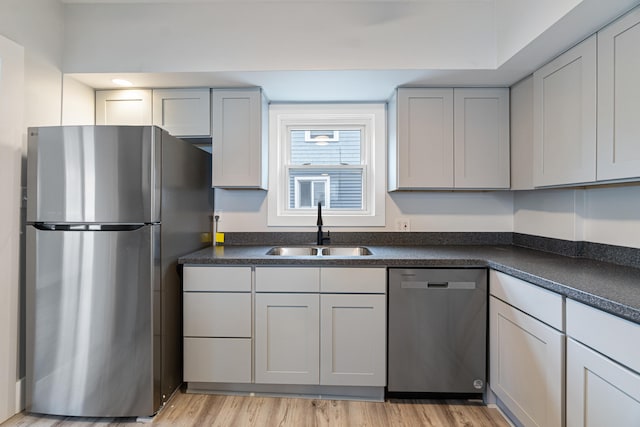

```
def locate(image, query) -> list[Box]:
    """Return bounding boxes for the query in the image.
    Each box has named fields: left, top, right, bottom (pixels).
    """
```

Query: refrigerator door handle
left=32, top=223, right=146, bottom=231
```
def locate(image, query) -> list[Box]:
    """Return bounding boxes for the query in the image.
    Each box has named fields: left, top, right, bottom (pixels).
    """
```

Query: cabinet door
left=152, top=88, right=211, bottom=137
left=394, top=88, right=454, bottom=189
left=320, top=294, right=385, bottom=386
left=184, top=337, right=251, bottom=383
left=454, top=88, right=510, bottom=189
left=95, top=89, right=152, bottom=125
left=490, top=296, right=564, bottom=427
left=254, top=293, right=319, bottom=384
left=533, top=35, right=596, bottom=187
left=212, top=88, right=267, bottom=189
left=567, top=338, right=640, bottom=427
left=510, top=76, right=535, bottom=190
left=597, top=7, right=640, bottom=181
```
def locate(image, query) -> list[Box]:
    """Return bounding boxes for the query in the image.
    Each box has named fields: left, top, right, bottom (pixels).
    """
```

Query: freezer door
left=27, top=126, right=161, bottom=223
left=25, top=224, right=160, bottom=417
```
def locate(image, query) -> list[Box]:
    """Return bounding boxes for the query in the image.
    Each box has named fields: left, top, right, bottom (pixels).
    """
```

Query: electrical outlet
left=396, top=218, right=410, bottom=232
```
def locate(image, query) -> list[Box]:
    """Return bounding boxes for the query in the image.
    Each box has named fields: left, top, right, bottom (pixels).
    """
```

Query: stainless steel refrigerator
left=25, top=125, right=212, bottom=417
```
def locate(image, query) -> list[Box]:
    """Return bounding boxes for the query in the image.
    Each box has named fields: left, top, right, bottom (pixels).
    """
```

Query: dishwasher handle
left=400, top=281, right=477, bottom=290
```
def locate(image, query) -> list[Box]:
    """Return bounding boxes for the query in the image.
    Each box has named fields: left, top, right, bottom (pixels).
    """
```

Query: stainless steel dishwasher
left=387, top=268, right=487, bottom=396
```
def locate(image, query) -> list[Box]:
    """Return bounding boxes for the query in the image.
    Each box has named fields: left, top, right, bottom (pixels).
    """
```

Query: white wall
left=62, top=1, right=496, bottom=74
left=0, top=34, right=25, bottom=424
left=513, top=189, right=584, bottom=241
left=0, top=0, right=65, bottom=420
left=514, top=186, right=640, bottom=248
left=495, top=0, right=583, bottom=66
left=0, top=0, right=64, bottom=127
left=61, top=75, right=95, bottom=125
left=584, top=186, right=640, bottom=248
left=214, top=189, right=514, bottom=233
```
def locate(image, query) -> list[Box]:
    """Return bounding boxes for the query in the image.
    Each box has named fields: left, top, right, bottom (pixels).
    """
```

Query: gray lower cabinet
left=491, top=270, right=640, bottom=427
left=319, top=293, right=386, bottom=386
left=254, top=292, right=320, bottom=385
left=182, top=266, right=252, bottom=384
left=566, top=299, right=640, bottom=426
left=489, top=270, right=565, bottom=427
left=254, top=267, right=387, bottom=388
left=183, top=265, right=386, bottom=391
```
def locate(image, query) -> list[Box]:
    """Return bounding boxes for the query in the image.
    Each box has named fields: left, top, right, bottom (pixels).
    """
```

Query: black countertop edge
left=179, top=244, right=640, bottom=325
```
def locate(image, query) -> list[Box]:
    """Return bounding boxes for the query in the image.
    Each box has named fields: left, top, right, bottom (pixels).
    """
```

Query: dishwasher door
left=387, top=268, right=487, bottom=395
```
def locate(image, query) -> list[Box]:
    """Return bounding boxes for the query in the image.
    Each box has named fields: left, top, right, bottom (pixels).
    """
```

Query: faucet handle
left=322, top=230, right=331, bottom=245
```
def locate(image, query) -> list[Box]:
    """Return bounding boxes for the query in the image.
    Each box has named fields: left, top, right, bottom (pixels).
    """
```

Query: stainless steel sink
left=266, top=246, right=372, bottom=257
left=320, top=247, right=372, bottom=256
left=266, top=247, right=320, bottom=256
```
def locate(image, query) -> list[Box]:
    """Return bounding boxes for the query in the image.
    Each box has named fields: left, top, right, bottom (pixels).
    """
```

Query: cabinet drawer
left=184, top=293, right=251, bottom=337
left=567, top=299, right=640, bottom=374
left=184, top=266, right=251, bottom=292
left=320, top=268, right=386, bottom=294
left=490, top=270, right=564, bottom=331
left=255, top=267, right=320, bottom=292
left=184, top=338, right=251, bottom=383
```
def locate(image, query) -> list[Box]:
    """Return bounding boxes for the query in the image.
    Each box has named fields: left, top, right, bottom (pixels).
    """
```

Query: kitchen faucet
left=316, top=202, right=330, bottom=246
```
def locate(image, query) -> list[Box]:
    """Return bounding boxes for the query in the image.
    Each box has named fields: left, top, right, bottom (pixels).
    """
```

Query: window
left=294, top=176, right=330, bottom=208
left=268, top=104, right=385, bottom=227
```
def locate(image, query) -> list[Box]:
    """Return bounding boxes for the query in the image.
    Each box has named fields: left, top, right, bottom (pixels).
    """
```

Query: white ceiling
left=62, top=0, right=640, bottom=101
left=62, top=0, right=493, bottom=3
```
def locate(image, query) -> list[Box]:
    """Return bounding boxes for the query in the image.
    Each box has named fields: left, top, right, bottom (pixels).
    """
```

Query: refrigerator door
left=25, top=224, right=160, bottom=417
left=26, top=126, right=161, bottom=224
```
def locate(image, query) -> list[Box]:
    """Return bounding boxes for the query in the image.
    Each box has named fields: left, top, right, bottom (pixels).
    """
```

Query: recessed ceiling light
left=112, top=78, right=133, bottom=87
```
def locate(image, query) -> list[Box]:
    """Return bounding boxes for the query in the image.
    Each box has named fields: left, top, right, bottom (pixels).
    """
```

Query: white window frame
left=268, top=103, right=386, bottom=227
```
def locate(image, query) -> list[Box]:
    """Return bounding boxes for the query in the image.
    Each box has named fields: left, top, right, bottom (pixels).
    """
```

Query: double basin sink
left=266, top=246, right=372, bottom=257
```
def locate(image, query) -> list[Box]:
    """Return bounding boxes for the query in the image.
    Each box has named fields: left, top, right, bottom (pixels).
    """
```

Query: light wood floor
left=2, top=389, right=511, bottom=427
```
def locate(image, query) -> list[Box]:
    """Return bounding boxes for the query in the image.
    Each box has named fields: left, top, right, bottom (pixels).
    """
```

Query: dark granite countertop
left=179, top=244, right=640, bottom=325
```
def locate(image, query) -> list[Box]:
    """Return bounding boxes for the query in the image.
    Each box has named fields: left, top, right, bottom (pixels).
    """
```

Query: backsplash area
left=222, top=232, right=640, bottom=269
left=513, top=233, right=640, bottom=269
left=223, top=232, right=512, bottom=246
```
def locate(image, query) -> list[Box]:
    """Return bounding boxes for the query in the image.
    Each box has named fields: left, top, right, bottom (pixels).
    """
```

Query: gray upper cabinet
left=152, top=88, right=211, bottom=138
left=212, top=88, right=268, bottom=189
left=389, top=88, right=454, bottom=190
left=510, top=76, right=535, bottom=190
left=528, top=5, right=640, bottom=188
left=454, top=88, right=510, bottom=189
left=389, top=87, right=509, bottom=190
left=96, top=88, right=211, bottom=138
left=597, top=7, right=640, bottom=182
left=95, top=89, right=152, bottom=125
left=533, top=35, right=597, bottom=187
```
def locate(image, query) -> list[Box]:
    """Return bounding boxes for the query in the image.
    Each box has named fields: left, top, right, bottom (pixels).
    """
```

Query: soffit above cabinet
left=62, top=0, right=640, bottom=101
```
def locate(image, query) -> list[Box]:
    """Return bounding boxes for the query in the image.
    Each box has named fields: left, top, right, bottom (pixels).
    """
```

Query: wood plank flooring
left=2, top=389, right=511, bottom=427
